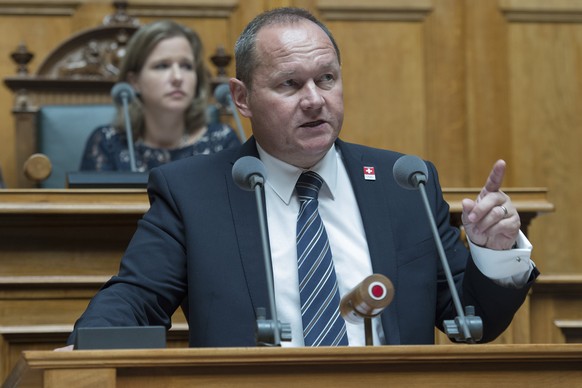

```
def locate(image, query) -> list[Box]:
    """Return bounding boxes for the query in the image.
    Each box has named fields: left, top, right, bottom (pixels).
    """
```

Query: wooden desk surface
left=4, top=344, right=582, bottom=388
left=0, top=187, right=554, bottom=214
left=0, top=189, right=148, bottom=214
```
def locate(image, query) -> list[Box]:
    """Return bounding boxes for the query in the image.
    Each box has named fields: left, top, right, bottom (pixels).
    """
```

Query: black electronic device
left=66, top=171, right=148, bottom=188
left=75, top=326, right=166, bottom=350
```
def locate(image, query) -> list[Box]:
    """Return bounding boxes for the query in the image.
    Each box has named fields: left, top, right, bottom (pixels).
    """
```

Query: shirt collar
left=256, top=143, right=338, bottom=205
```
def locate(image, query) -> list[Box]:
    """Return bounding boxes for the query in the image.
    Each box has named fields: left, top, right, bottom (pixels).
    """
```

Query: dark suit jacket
left=68, top=137, right=535, bottom=346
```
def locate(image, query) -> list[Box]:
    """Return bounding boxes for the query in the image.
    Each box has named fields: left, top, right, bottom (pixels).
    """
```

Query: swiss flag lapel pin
left=363, top=166, right=376, bottom=181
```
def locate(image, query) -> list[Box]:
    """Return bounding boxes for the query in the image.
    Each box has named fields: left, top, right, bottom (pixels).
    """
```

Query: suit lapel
left=336, top=140, right=401, bottom=344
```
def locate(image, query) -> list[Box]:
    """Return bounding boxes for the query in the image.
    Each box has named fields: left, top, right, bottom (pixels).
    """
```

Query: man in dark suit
left=65, top=7, right=537, bottom=348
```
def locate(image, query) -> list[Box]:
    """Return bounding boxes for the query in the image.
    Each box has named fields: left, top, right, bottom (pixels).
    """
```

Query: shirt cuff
left=467, top=230, right=535, bottom=288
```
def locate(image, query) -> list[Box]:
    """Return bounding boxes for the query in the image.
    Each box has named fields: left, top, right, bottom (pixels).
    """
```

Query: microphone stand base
left=443, top=305, right=483, bottom=343
left=255, top=307, right=292, bottom=346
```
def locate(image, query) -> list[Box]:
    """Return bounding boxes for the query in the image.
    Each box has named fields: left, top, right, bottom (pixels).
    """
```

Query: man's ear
left=229, top=79, right=251, bottom=118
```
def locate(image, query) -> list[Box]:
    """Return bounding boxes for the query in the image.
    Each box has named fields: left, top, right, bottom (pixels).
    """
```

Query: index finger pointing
left=480, top=159, right=506, bottom=199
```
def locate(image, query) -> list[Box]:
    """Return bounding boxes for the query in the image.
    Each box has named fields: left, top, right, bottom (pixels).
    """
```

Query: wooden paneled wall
left=0, top=0, right=581, bottom=276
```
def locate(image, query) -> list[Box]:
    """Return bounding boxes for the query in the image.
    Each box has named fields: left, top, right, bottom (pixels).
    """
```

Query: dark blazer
left=68, top=137, right=535, bottom=346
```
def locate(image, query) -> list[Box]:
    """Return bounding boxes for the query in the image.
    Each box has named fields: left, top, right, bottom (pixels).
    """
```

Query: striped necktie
left=296, top=171, right=348, bottom=346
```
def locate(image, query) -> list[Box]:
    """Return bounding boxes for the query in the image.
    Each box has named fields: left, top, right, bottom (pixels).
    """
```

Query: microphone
left=393, top=155, right=482, bottom=343
left=393, top=154, right=428, bottom=189
left=111, top=82, right=137, bottom=172
left=214, top=84, right=247, bottom=142
left=111, top=82, right=135, bottom=105
left=340, top=274, right=394, bottom=324
left=231, top=155, right=266, bottom=190
left=231, top=156, right=291, bottom=345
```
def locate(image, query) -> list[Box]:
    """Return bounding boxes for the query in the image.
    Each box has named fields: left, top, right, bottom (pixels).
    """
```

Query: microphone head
left=393, top=154, right=429, bottom=190
left=214, top=83, right=232, bottom=107
left=232, top=156, right=267, bottom=191
left=111, top=82, right=136, bottom=105
left=340, top=274, right=394, bottom=324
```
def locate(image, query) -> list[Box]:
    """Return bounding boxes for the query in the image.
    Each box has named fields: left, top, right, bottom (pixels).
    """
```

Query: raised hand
left=461, top=160, right=520, bottom=250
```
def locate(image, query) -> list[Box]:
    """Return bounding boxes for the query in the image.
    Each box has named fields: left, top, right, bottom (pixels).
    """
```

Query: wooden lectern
left=4, top=344, right=582, bottom=387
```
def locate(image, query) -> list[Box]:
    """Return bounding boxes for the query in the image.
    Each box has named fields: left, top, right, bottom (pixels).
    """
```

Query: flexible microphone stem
left=253, top=183, right=281, bottom=346
left=121, top=96, right=137, bottom=172
left=112, top=82, right=138, bottom=172
left=417, top=182, right=474, bottom=343
left=232, top=156, right=291, bottom=345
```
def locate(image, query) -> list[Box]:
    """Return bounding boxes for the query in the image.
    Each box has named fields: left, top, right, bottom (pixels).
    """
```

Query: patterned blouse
left=80, top=122, right=241, bottom=172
